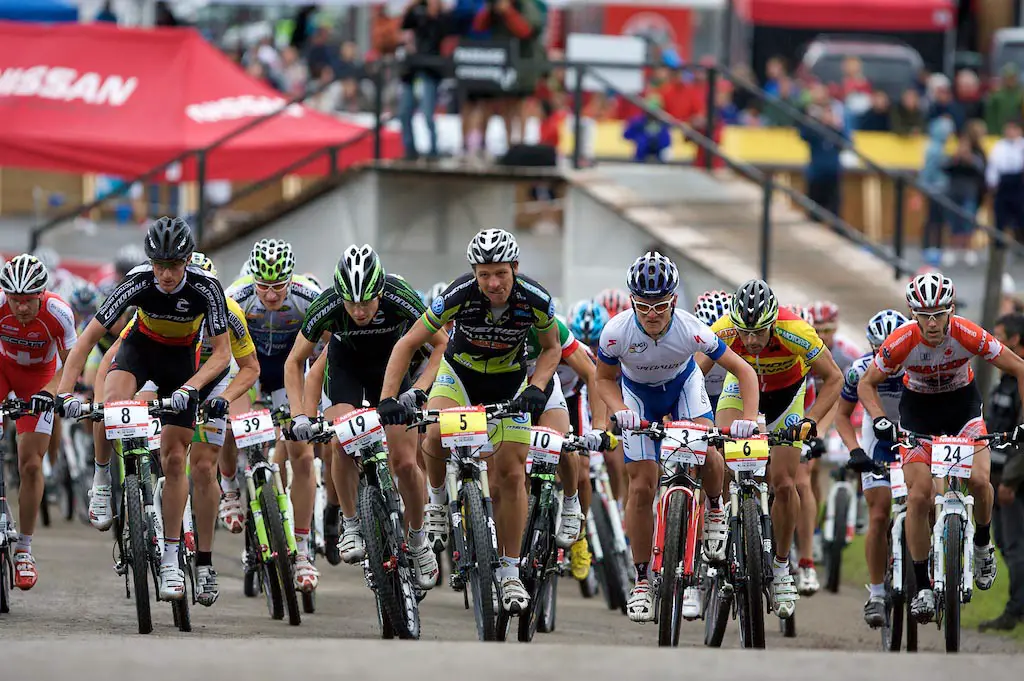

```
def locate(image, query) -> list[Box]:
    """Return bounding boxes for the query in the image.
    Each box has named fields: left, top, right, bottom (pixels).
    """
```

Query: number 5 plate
left=334, top=408, right=386, bottom=455
left=231, top=409, right=276, bottom=448
left=439, top=406, right=490, bottom=450
left=930, top=436, right=974, bottom=479
left=104, top=400, right=149, bottom=440
left=723, top=436, right=770, bottom=472
left=529, top=427, right=564, bottom=466
left=662, top=420, right=709, bottom=465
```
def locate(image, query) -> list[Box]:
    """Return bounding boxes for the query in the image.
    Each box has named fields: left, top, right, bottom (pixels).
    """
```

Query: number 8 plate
left=231, top=409, right=276, bottom=448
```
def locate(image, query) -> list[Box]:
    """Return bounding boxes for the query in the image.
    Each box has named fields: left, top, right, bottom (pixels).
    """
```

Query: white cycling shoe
left=89, top=485, right=114, bottom=531
left=196, top=565, right=219, bottom=607
left=158, top=564, right=186, bottom=600
left=340, top=521, right=366, bottom=564
left=423, top=503, right=449, bottom=552
left=556, top=508, right=585, bottom=549
left=627, top=580, right=656, bottom=623
left=218, top=490, right=244, bottom=534
left=975, top=543, right=997, bottom=590
left=294, top=554, right=319, bottom=592
left=500, top=575, right=530, bottom=614
left=911, top=588, right=936, bottom=623
left=409, top=541, right=439, bottom=590
left=682, top=586, right=702, bottom=620
left=771, top=572, right=799, bottom=619
left=703, top=507, right=728, bottom=563
left=797, top=566, right=820, bottom=596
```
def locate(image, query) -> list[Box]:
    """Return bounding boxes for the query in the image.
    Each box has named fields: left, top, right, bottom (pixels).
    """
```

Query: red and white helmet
left=906, top=272, right=955, bottom=311
left=784, top=304, right=814, bottom=325
left=808, top=300, right=839, bottom=325
left=595, top=288, right=632, bottom=318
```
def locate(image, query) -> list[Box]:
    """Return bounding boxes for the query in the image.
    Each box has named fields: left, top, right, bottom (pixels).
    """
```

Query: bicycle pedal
left=449, top=573, right=465, bottom=591
left=114, top=561, right=128, bottom=576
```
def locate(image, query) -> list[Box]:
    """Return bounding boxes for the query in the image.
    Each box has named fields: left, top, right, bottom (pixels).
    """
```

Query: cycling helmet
left=248, top=239, right=295, bottom=283
left=69, top=280, right=101, bottom=315
left=693, top=290, right=732, bottom=326
left=189, top=251, right=217, bottom=277
left=466, top=229, right=519, bottom=265
left=115, top=244, right=148, bottom=276
left=568, top=299, right=610, bottom=346
left=144, top=217, right=195, bottom=262
left=0, top=254, right=48, bottom=295
left=334, top=244, right=386, bottom=302
left=626, top=251, right=679, bottom=299
left=866, top=309, right=909, bottom=348
left=784, top=304, right=814, bottom=325
left=31, top=246, right=60, bottom=273
left=595, top=288, right=631, bottom=318
left=302, top=272, right=323, bottom=290
left=730, top=279, right=779, bottom=330
left=427, top=281, right=449, bottom=304
left=808, top=300, right=839, bottom=325
left=906, top=272, right=955, bottom=311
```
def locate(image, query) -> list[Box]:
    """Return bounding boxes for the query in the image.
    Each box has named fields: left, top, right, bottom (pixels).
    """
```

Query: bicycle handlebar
left=407, top=400, right=526, bottom=430
left=0, top=397, right=32, bottom=420
left=76, top=398, right=176, bottom=421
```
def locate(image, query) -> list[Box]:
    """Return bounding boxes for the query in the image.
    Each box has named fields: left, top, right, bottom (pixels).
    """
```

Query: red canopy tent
left=0, top=21, right=401, bottom=181
left=735, top=0, right=954, bottom=31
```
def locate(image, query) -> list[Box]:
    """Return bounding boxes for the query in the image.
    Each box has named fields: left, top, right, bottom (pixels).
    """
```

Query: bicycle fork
left=272, top=463, right=298, bottom=556
left=652, top=486, right=701, bottom=582
left=244, top=466, right=273, bottom=562
left=890, top=504, right=907, bottom=598
left=932, top=490, right=974, bottom=605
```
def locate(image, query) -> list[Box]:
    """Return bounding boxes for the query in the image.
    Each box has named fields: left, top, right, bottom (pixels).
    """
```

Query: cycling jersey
left=873, top=316, right=1002, bottom=394
left=227, top=274, right=321, bottom=357
left=96, top=264, right=228, bottom=345
left=0, top=291, right=77, bottom=369
left=423, top=272, right=556, bottom=375
left=843, top=352, right=904, bottom=472
left=711, top=307, right=825, bottom=393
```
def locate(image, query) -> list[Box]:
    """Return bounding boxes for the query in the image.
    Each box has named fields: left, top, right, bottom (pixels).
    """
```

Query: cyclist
left=57, top=217, right=231, bottom=600
left=858, top=272, right=1024, bottom=623
left=221, top=239, right=323, bottom=592
left=0, top=255, right=78, bottom=589
left=32, top=246, right=77, bottom=298
left=835, top=308, right=908, bottom=627
left=704, top=279, right=844, bottom=620
left=284, top=245, right=449, bottom=589
left=378, top=228, right=561, bottom=614
left=808, top=301, right=863, bottom=379
left=595, top=288, right=631, bottom=319
left=693, top=290, right=733, bottom=411
left=596, top=253, right=761, bottom=623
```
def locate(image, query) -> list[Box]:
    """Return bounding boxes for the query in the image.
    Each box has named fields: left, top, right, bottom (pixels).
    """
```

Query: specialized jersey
left=0, top=291, right=77, bottom=368
left=95, top=265, right=228, bottom=345
left=598, top=309, right=725, bottom=386
left=842, top=352, right=903, bottom=420
left=423, top=272, right=556, bottom=374
left=711, top=307, right=825, bottom=392
left=525, top=315, right=583, bottom=395
left=873, top=316, right=1002, bottom=394
left=227, top=274, right=320, bottom=357
left=301, top=274, right=425, bottom=365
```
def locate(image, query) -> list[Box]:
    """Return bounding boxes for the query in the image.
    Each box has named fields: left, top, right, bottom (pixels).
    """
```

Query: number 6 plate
left=231, top=409, right=276, bottom=448
left=334, top=408, right=386, bottom=455
left=104, top=400, right=149, bottom=440
left=723, top=435, right=770, bottom=472
left=930, top=436, right=974, bottom=479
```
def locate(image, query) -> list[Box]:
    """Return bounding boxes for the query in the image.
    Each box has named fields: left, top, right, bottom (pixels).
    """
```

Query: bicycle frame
left=932, top=476, right=975, bottom=608
left=727, top=470, right=773, bottom=597
left=652, top=465, right=703, bottom=584
left=446, top=446, right=499, bottom=590
left=822, top=471, right=858, bottom=547
left=242, top=443, right=296, bottom=564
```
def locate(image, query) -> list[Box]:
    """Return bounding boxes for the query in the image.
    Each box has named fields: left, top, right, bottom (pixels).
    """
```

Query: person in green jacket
left=985, top=63, right=1024, bottom=135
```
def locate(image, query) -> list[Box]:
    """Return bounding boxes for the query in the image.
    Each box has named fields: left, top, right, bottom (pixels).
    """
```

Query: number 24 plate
left=930, top=436, right=974, bottom=479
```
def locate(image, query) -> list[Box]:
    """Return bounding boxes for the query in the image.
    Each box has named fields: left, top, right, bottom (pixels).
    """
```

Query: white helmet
left=866, top=309, right=909, bottom=348
left=0, top=254, right=49, bottom=295
left=906, top=273, right=955, bottom=311
left=466, top=229, right=519, bottom=265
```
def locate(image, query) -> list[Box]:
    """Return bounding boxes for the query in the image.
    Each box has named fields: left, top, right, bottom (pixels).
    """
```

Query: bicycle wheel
left=703, top=566, right=730, bottom=647
left=358, top=484, right=419, bottom=639
left=519, top=494, right=555, bottom=642
left=883, top=529, right=901, bottom=652
left=172, top=540, right=191, bottom=632
left=825, top=487, right=851, bottom=593
left=57, top=457, right=74, bottom=522
left=943, top=514, right=963, bottom=653
left=260, top=482, right=301, bottom=626
left=39, top=489, right=51, bottom=528
left=741, top=496, right=766, bottom=649
left=780, top=609, right=796, bottom=637
left=463, top=481, right=498, bottom=641
left=246, top=513, right=282, bottom=615
left=0, top=548, right=10, bottom=614
left=901, top=529, right=918, bottom=652
left=124, top=474, right=153, bottom=635
left=658, top=492, right=687, bottom=647
left=592, top=498, right=628, bottom=613
left=538, top=575, right=558, bottom=633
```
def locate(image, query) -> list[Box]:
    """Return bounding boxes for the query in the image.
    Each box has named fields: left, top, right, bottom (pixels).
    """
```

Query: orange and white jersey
left=873, top=316, right=1002, bottom=394
left=0, top=291, right=77, bottom=368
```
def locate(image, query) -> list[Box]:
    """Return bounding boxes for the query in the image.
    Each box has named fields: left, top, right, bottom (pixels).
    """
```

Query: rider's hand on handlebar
left=731, top=419, right=758, bottom=439
left=612, top=409, right=642, bottom=431
left=288, top=414, right=315, bottom=441
left=846, top=447, right=876, bottom=473
left=804, top=436, right=826, bottom=459
left=1011, top=424, right=1024, bottom=444
left=397, top=387, right=428, bottom=411
left=170, top=385, right=198, bottom=414
left=518, top=385, right=547, bottom=416
left=582, top=428, right=611, bottom=452
left=872, top=416, right=898, bottom=443
left=377, top=397, right=413, bottom=426
left=204, top=396, right=230, bottom=420
left=30, top=390, right=54, bottom=416
left=783, top=417, right=817, bottom=442
left=57, top=392, right=81, bottom=419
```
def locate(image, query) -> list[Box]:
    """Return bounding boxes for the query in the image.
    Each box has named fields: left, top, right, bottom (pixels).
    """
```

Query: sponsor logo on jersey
left=846, top=366, right=860, bottom=386
left=372, top=309, right=386, bottom=325
left=175, top=299, right=190, bottom=313
left=435, top=374, right=456, bottom=386
left=628, top=342, right=648, bottom=354
left=511, top=414, right=529, bottom=424
left=777, top=327, right=812, bottom=351
left=784, top=413, right=800, bottom=428
left=805, top=346, right=821, bottom=361
left=724, top=381, right=740, bottom=394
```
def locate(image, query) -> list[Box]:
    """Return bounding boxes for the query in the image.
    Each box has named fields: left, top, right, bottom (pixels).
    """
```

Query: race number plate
left=930, top=436, right=974, bottom=479
left=334, top=408, right=386, bottom=455
left=890, top=463, right=907, bottom=499
left=148, top=418, right=162, bottom=451
left=104, top=400, right=149, bottom=440
left=439, top=406, right=489, bottom=450
left=231, top=409, right=276, bottom=449
left=662, top=420, right=709, bottom=466
left=529, top=427, right=564, bottom=466
left=723, top=435, right=770, bottom=473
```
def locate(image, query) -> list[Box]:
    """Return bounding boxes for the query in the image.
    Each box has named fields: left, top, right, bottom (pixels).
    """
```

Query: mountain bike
left=58, top=411, right=95, bottom=524
left=585, top=447, right=630, bottom=615
left=410, top=401, right=524, bottom=642
left=76, top=398, right=192, bottom=635
left=896, top=431, right=1010, bottom=653
left=820, top=460, right=859, bottom=594
left=230, top=407, right=302, bottom=626
left=879, top=460, right=916, bottom=652
left=0, top=398, right=34, bottom=614
left=311, top=407, right=421, bottom=639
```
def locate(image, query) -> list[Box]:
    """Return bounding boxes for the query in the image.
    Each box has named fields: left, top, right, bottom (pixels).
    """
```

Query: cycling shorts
left=543, top=374, right=567, bottom=414
left=325, top=341, right=410, bottom=409
left=620, top=363, right=713, bottom=463
left=429, top=357, right=531, bottom=447
left=899, top=382, right=985, bottom=466
left=141, top=366, right=230, bottom=447
left=110, top=326, right=200, bottom=429
left=255, top=351, right=288, bottom=394
left=0, top=359, right=55, bottom=436
left=717, top=373, right=806, bottom=435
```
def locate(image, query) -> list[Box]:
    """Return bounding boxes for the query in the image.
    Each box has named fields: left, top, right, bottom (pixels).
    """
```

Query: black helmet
left=144, top=217, right=195, bottom=262
left=730, top=279, right=779, bottom=331
left=334, top=244, right=386, bottom=302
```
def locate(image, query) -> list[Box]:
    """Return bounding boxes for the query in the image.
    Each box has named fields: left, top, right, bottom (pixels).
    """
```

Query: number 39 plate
left=104, top=400, right=149, bottom=440
left=334, top=408, right=386, bottom=455
left=231, top=410, right=276, bottom=448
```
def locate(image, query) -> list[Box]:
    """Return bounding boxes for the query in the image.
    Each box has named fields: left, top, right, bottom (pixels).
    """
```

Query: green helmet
left=334, top=244, right=385, bottom=302
left=248, top=239, right=295, bottom=283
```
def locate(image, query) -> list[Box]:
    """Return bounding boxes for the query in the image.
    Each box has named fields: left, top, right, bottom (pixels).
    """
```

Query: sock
left=162, top=538, right=180, bottom=567
left=15, top=534, right=31, bottom=554
left=93, top=462, right=111, bottom=486
left=913, top=560, right=930, bottom=590
left=219, top=475, right=238, bottom=495
left=197, top=551, right=213, bottom=567
left=408, top=525, right=427, bottom=547
left=772, top=555, right=790, bottom=578
left=975, top=523, right=991, bottom=547
left=709, top=495, right=723, bottom=510
left=428, top=484, right=446, bottom=506
left=869, top=583, right=886, bottom=598
left=798, top=558, right=814, bottom=570
left=563, top=493, right=580, bottom=513
left=635, top=561, right=650, bottom=582
left=499, top=555, right=518, bottom=580
left=295, top=528, right=311, bottom=556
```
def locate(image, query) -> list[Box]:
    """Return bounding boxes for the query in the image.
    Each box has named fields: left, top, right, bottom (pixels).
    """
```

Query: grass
left=840, top=533, right=1024, bottom=642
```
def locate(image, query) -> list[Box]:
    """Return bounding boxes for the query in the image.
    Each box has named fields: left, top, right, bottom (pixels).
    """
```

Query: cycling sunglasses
left=632, top=298, right=673, bottom=314
left=912, top=308, right=951, bottom=322
left=254, top=279, right=291, bottom=293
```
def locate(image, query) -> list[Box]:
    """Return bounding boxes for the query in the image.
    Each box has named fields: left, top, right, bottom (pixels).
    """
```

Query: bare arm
left=695, top=352, right=714, bottom=376
left=805, top=345, right=842, bottom=424
left=530, top=325, right=561, bottom=390
left=564, top=345, right=606, bottom=429
left=284, top=333, right=317, bottom=416
left=382, top=319, right=435, bottom=399
left=834, top=397, right=860, bottom=453
left=596, top=359, right=628, bottom=415
left=714, top=348, right=760, bottom=421
left=187, top=332, right=230, bottom=391
left=56, top=318, right=107, bottom=395
left=43, top=346, right=71, bottom=395
left=410, top=329, right=450, bottom=394
left=222, top=351, right=260, bottom=403
left=303, top=350, right=329, bottom=417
